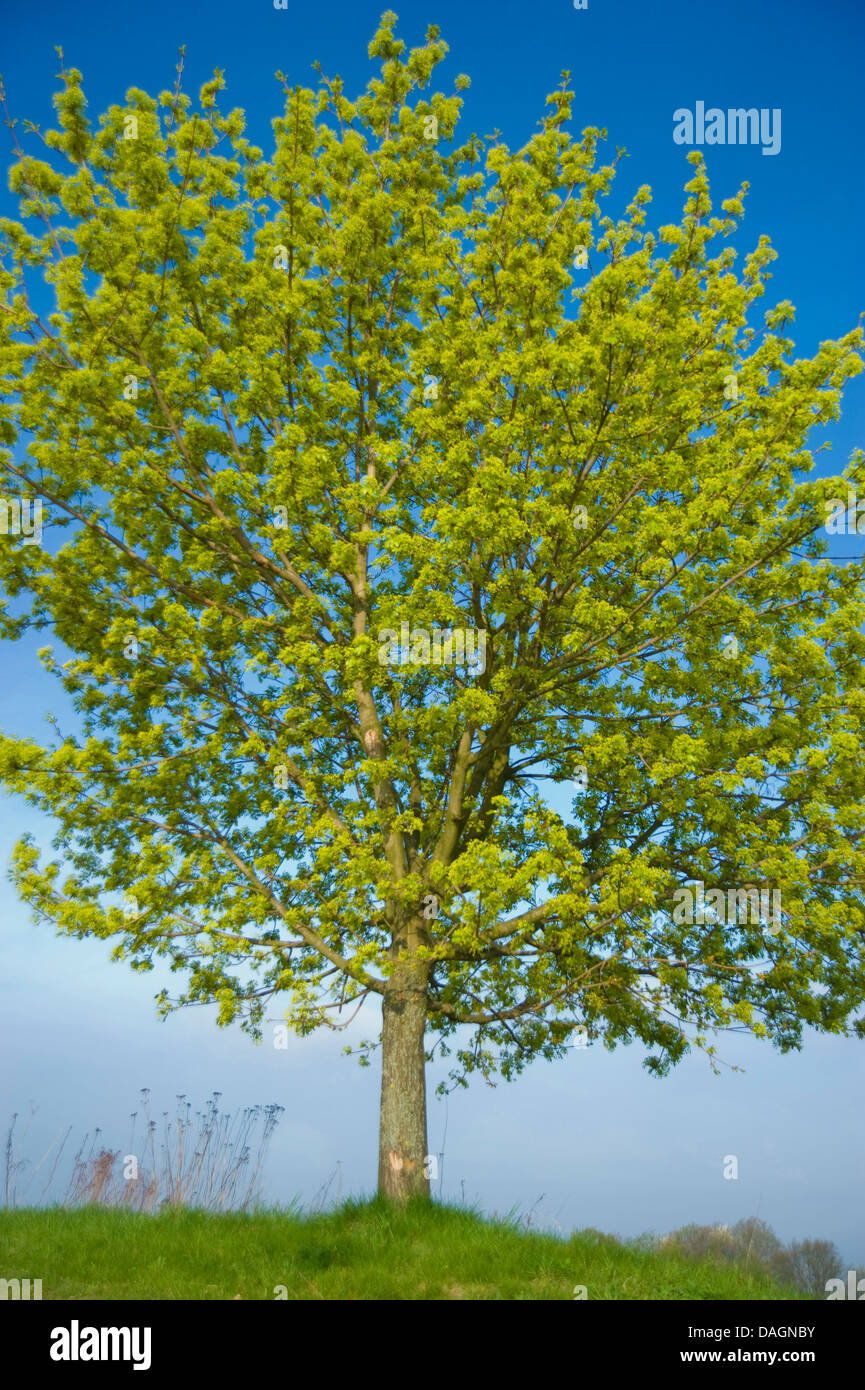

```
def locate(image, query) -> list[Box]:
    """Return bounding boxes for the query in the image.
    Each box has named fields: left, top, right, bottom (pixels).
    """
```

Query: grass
left=0, top=1197, right=813, bottom=1300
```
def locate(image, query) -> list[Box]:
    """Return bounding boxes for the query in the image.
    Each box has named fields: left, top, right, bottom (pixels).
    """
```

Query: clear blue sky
left=1, top=0, right=863, bottom=1266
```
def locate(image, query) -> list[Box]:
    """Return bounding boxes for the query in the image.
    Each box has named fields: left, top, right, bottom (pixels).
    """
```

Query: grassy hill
left=0, top=1197, right=812, bottom=1300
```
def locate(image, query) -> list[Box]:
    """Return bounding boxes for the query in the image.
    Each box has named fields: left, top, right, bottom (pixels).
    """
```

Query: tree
left=1, top=12, right=864, bottom=1202
left=730, top=1217, right=783, bottom=1272
left=773, top=1238, right=843, bottom=1299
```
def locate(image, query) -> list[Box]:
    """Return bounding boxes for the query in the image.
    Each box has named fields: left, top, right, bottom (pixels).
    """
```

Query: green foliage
left=1, top=17, right=864, bottom=1088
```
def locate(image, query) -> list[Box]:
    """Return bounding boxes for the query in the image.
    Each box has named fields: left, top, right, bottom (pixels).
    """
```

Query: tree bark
left=378, top=961, right=430, bottom=1200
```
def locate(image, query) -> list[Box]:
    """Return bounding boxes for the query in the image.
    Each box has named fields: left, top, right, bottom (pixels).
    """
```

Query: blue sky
left=1, top=0, right=864, bottom=1267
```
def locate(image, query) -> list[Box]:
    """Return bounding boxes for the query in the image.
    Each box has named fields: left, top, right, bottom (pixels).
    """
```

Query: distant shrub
left=770, top=1239, right=845, bottom=1298
left=661, top=1217, right=845, bottom=1297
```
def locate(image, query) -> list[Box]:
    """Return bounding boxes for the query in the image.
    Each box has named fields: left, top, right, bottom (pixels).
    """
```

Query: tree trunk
left=378, top=962, right=430, bottom=1200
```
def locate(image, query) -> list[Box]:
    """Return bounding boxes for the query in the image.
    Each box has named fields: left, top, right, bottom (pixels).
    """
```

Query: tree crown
left=1, top=14, right=864, bottom=1090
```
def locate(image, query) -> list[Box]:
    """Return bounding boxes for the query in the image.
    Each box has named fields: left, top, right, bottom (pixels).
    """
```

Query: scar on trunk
left=388, top=1151, right=417, bottom=1174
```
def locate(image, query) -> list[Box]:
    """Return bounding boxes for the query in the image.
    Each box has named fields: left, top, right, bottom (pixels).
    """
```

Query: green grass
left=0, top=1198, right=813, bottom=1300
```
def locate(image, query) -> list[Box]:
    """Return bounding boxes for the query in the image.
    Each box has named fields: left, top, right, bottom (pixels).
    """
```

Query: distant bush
left=771, top=1239, right=849, bottom=1299
left=660, top=1217, right=848, bottom=1298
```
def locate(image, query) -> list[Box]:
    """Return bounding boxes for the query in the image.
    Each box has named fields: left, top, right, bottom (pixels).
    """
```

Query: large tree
left=1, top=14, right=864, bottom=1201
